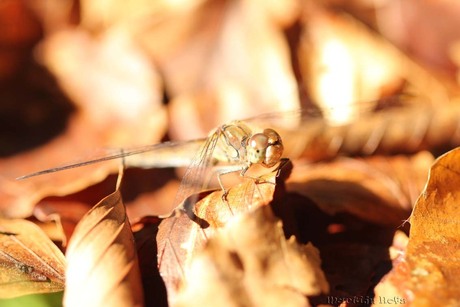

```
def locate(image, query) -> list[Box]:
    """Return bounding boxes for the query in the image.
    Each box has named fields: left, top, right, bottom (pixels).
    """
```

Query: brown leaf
left=143, top=0, right=301, bottom=140
left=287, top=152, right=433, bottom=226
left=373, top=147, right=460, bottom=306
left=76, top=0, right=302, bottom=138
left=174, top=206, right=329, bottom=307
left=326, top=0, right=460, bottom=79
left=299, top=4, right=405, bottom=110
left=64, top=188, right=143, bottom=307
left=299, top=2, right=453, bottom=111
left=0, top=218, right=66, bottom=298
left=0, top=27, right=166, bottom=219
left=157, top=163, right=290, bottom=302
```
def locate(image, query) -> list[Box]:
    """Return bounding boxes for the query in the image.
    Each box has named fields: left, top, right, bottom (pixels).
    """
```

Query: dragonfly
left=18, top=96, right=411, bottom=301
left=19, top=97, right=398, bottom=181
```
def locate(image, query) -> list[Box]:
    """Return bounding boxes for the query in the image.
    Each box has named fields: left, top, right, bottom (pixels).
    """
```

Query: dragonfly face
left=246, top=128, right=283, bottom=168
left=215, top=122, right=284, bottom=171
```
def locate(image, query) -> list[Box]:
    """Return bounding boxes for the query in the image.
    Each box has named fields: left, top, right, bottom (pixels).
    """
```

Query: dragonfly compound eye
left=262, top=128, right=283, bottom=167
left=246, top=129, right=283, bottom=167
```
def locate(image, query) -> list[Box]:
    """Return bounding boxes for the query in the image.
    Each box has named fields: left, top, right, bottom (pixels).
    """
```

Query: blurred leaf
left=0, top=28, right=166, bottom=219
left=374, top=147, right=460, bottom=305
left=174, top=206, right=329, bottom=307
left=299, top=2, right=453, bottom=111
left=0, top=218, right=65, bottom=298
left=132, top=0, right=302, bottom=140
left=287, top=152, right=434, bottom=226
left=300, top=4, right=405, bottom=110
left=64, top=188, right=143, bottom=307
left=325, top=0, right=460, bottom=80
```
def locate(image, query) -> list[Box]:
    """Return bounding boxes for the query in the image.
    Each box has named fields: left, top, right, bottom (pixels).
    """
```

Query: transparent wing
left=157, top=128, right=228, bottom=287
left=172, top=129, right=223, bottom=210
left=17, top=139, right=206, bottom=180
left=234, top=95, right=420, bottom=161
left=238, top=94, right=406, bottom=128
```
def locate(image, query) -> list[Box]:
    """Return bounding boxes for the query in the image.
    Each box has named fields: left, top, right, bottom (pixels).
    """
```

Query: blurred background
left=2, top=0, right=460, bottom=158
left=2, top=0, right=460, bottom=305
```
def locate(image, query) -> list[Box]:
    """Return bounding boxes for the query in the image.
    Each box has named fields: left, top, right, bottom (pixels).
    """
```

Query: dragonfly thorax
left=246, top=128, right=283, bottom=168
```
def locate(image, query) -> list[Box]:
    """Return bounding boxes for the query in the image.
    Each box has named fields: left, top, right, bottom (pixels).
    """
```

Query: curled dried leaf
left=0, top=218, right=66, bottom=298
left=64, top=189, right=143, bottom=307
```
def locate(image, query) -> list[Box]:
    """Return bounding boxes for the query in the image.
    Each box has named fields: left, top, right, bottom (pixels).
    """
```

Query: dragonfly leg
left=217, top=168, right=244, bottom=202
left=217, top=167, right=247, bottom=215
left=240, top=158, right=290, bottom=185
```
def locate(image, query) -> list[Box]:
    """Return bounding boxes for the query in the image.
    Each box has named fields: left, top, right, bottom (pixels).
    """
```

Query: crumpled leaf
left=157, top=161, right=292, bottom=302
left=174, top=205, right=329, bottom=307
left=373, top=147, right=460, bottom=306
left=0, top=218, right=66, bottom=298
left=64, top=185, right=143, bottom=307
left=287, top=152, right=433, bottom=226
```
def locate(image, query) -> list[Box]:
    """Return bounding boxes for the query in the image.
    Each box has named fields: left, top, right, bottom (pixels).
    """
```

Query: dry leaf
left=287, top=152, right=433, bottom=226
left=174, top=205, right=329, bottom=307
left=373, top=147, right=460, bottom=306
left=0, top=27, right=166, bottom=219
left=325, top=0, right=460, bottom=79
left=73, top=0, right=302, bottom=139
left=64, top=187, right=143, bottom=307
left=142, top=0, right=301, bottom=140
left=299, top=1, right=453, bottom=110
left=0, top=218, right=66, bottom=298
left=299, top=4, right=405, bottom=110
left=157, top=162, right=291, bottom=302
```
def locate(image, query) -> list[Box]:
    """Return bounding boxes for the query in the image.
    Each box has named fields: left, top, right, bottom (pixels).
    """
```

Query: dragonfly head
left=246, top=128, right=283, bottom=168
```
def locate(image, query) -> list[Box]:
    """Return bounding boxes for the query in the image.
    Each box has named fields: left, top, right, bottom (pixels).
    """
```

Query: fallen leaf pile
left=2, top=0, right=460, bottom=306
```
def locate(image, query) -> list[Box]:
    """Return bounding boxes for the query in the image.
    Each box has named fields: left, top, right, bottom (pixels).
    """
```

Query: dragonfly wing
left=237, top=95, right=409, bottom=129
left=233, top=95, right=416, bottom=160
left=17, top=139, right=206, bottom=180
left=157, top=130, right=222, bottom=292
